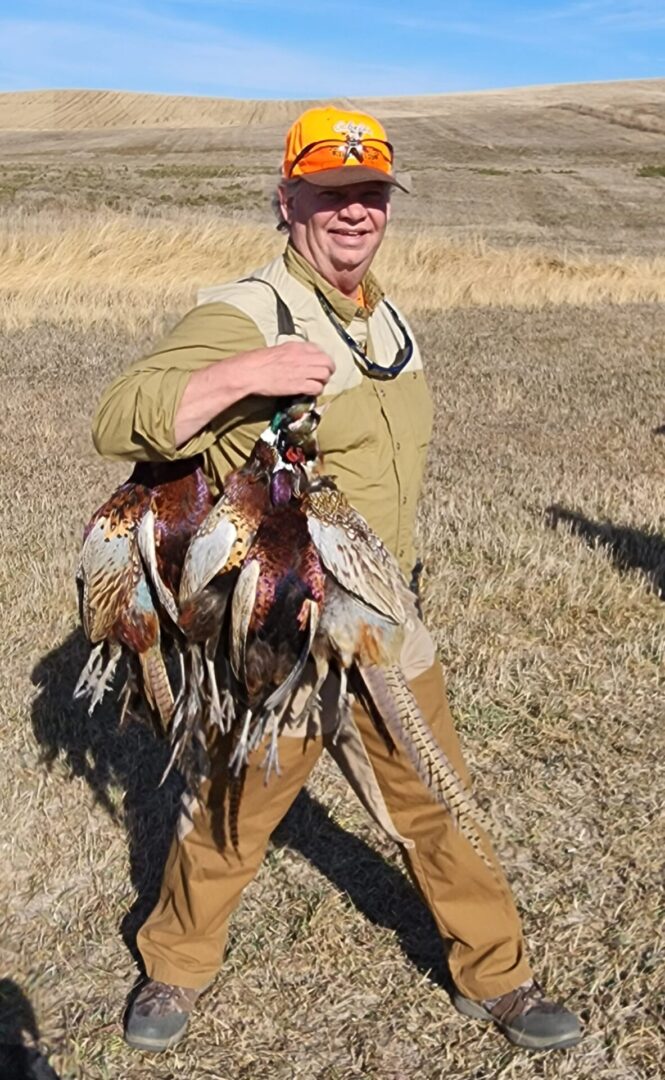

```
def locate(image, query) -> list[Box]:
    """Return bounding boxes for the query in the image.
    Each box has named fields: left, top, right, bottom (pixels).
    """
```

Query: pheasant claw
left=73, top=642, right=105, bottom=701
left=88, top=645, right=122, bottom=714
left=261, top=714, right=282, bottom=782
left=229, top=709, right=253, bottom=774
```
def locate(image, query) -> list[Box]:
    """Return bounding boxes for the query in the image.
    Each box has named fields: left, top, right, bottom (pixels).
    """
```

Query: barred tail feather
left=162, top=644, right=207, bottom=785
left=139, top=644, right=174, bottom=731
left=358, top=663, right=494, bottom=871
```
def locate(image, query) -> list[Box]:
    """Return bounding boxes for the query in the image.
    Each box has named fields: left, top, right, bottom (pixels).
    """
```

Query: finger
left=301, top=365, right=333, bottom=383
left=300, top=344, right=335, bottom=369
left=301, top=379, right=327, bottom=395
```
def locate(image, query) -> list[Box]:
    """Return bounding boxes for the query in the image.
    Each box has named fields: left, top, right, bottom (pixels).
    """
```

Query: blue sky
left=0, top=1, right=662, bottom=98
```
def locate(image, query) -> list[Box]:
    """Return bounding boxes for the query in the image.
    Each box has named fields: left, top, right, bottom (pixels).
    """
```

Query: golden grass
left=1, top=81, right=662, bottom=132
left=2, top=302, right=664, bottom=1078
left=2, top=209, right=665, bottom=330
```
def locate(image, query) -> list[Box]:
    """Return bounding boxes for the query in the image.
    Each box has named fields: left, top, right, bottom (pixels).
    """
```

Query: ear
left=277, top=183, right=292, bottom=228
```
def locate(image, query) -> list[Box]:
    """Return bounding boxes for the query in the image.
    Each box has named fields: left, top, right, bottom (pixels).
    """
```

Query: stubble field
left=0, top=82, right=664, bottom=1080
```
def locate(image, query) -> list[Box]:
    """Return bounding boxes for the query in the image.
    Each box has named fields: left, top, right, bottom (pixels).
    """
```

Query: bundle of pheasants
left=76, top=400, right=489, bottom=857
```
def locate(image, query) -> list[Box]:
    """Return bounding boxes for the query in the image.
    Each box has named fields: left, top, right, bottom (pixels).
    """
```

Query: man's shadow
left=545, top=505, right=665, bottom=599
left=30, top=631, right=449, bottom=988
left=30, top=631, right=184, bottom=961
left=0, top=979, right=60, bottom=1080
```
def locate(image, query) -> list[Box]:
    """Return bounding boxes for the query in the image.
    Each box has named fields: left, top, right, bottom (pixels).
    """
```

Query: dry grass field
left=1, top=82, right=664, bottom=1080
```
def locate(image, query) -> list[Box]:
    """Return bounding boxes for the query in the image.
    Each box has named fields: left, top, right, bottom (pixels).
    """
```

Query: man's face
left=280, top=180, right=391, bottom=283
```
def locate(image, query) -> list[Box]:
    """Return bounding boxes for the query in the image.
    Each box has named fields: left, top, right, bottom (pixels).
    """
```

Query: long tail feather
left=139, top=644, right=174, bottom=731
left=162, top=644, right=207, bottom=785
left=358, top=663, right=494, bottom=870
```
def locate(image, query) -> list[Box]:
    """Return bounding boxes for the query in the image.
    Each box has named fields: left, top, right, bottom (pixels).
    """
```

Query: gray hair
left=271, top=177, right=302, bottom=232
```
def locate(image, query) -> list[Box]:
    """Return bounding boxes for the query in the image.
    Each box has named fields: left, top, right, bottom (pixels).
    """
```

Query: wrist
left=223, top=349, right=265, bottom=398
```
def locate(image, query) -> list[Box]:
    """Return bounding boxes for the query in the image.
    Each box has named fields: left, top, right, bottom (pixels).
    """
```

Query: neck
left=290, top=240, right=367, bottom=300
left=329, top=268, right=365, bottom=299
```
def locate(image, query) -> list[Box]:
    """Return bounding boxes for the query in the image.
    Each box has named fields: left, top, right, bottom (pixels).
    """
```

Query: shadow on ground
left=545, top=505, right=665, bottom=599
left=30, top=631, right=448, bottom=988
left=0, top=980, right=60, bottom=1080
left=275, top=792, right=449, bottom=987
left=30, top=630, right=183, bottom=963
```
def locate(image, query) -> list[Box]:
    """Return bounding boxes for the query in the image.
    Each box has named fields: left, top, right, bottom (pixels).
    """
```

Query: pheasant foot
left=330, top=667, right=353, bottom=746
left=81, top=643, right=121, bottom=714
left=229, top=709, right=253, bottom=774
left=73, top=642, right=105, bottom=701
left=261, top=712, right=282, bottom=781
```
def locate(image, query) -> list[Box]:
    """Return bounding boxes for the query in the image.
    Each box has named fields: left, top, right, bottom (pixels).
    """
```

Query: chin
left=330, top=245, right=371, bottom=270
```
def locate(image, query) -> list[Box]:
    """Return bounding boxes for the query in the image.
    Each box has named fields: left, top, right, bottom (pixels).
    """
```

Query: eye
left=361, top=187, right=387, bottom=205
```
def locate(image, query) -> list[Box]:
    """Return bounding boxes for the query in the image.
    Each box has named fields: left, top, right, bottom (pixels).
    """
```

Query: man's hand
left=173, top=342, right=335, bottom=448
left=244, top=341, right=335, bottom=398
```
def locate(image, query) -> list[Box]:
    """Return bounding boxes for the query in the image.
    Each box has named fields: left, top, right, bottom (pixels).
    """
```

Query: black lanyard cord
left=314, top=288, right=414, bottom=380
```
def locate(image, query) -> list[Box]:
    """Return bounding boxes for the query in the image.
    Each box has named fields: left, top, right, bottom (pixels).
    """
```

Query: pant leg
left=352, top=659, right=533, bottom=1001
left=137, top=730, right=322, bottom=989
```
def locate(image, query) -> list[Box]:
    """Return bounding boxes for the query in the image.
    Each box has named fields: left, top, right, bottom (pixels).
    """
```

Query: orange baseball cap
left=282, top=105, right=408, bottom=191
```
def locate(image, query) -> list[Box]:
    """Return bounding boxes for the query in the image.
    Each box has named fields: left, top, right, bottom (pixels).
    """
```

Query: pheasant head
left=270, top=397, right=324, bottom=465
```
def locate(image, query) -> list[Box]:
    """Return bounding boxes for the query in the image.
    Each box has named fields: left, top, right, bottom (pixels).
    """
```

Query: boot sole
left=124, top=1024, right=189, bottom=1053
left=452, top=995, right=582, bottom=1052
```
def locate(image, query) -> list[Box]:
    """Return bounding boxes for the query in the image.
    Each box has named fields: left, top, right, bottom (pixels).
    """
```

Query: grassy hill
left=0, top=80, right=663, bottom=132
left=0, top=80, right=663, bottom=259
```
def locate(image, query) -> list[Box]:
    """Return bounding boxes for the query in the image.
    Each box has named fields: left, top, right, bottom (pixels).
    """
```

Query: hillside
left=0, top=80, right=663, bottom=132
left=0, top=79, right=663, bottom=259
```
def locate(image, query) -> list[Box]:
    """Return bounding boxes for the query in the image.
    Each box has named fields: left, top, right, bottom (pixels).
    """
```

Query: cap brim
left=299, top=165, right=410, bottom=193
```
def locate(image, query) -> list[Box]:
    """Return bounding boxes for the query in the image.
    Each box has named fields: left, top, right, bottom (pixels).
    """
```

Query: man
left=92, top=106, right=581, bottom=1054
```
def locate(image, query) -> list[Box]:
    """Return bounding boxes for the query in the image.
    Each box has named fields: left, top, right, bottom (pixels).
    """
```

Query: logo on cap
left=333, top=120, right=373, bottom=163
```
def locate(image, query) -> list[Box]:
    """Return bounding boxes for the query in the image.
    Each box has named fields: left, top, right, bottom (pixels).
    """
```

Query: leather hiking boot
left=124, top=979, right=201, bottom=1053
left=452, top=979, right=582, bottom=1051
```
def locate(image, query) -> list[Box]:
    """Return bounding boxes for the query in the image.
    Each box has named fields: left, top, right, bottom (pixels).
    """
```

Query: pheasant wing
left=180, top=500, right=261, bottom=602
left=230, top=557, right=261, bottom=686
left=77, top=487, right=147, bottom=641
left=137, top=507, right=180, bottom=626
left=306, top=487, right=407, bottom=624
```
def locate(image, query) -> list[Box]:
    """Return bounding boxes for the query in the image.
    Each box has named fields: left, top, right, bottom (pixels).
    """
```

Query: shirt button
left=399, top=548, right=405, bottom=557
left=395, top=442, right=401, bottom=450
left=402, top=496, right=407, bottom=505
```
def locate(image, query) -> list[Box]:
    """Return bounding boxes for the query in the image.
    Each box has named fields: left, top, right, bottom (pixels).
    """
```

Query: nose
left=337, top=199, right=367, bottom=222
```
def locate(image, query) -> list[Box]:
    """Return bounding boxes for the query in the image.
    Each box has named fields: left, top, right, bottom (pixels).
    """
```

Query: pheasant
left=228, top=463, right=325, bottom=775
left=265, top=404, right=494, bottom=867
left=75, top=458, right=212, bottom=729
left=167, top=435, right=282, bottom=775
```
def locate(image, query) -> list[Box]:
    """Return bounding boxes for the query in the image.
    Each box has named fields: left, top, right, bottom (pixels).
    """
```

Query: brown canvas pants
left=137, top=661, right=533, bottom=1001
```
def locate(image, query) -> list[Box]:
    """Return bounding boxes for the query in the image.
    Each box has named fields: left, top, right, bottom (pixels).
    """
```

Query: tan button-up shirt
left=92, top=243, right=433, bottom=575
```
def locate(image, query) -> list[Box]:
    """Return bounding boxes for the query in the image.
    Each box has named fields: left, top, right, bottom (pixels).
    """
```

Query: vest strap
left=239, top=277, right=297, bottom=337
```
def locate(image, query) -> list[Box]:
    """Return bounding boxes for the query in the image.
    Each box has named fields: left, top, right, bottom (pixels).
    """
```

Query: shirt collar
left=283, top=242, right=385, bottom=323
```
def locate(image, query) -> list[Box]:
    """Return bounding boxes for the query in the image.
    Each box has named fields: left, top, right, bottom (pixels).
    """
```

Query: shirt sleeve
left=91, top=301, right=266, bottom=462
